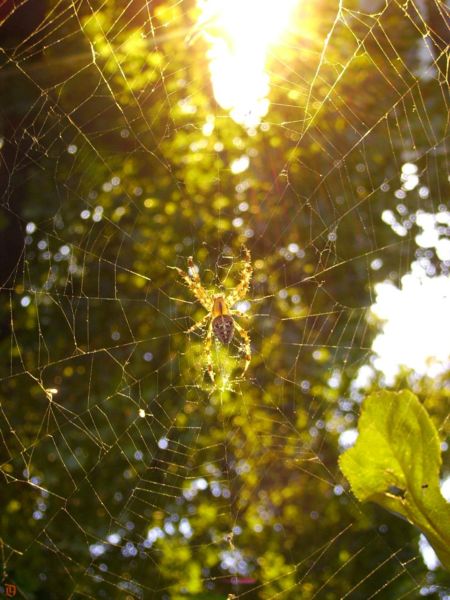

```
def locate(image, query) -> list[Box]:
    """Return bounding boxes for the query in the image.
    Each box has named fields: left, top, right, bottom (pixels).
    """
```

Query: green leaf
left=339, top=390, right=450, bottom=570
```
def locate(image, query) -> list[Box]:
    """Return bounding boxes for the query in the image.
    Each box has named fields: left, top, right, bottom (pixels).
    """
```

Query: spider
left=170, top=247, right=252, bottom=381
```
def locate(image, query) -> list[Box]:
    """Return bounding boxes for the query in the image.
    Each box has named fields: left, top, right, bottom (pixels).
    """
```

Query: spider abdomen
left=212, top=315, right=234, bottom=344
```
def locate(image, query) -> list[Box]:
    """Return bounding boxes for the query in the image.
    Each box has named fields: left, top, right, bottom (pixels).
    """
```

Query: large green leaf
left=339, top=390, right=450, bottom=570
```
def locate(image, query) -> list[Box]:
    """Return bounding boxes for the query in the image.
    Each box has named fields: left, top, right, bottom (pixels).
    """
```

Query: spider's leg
left=186, top=258, right=213, bottom=310
left=226, top=247, right=253, bottom=307
left=168, top=259, right=212, bottom=311
left=233, top=320, right=251, bottom=375
left=167, top=265, right=192, bottom=287
left=186, top=312, right=210, bottom=334
left=204, top=317, right=215, bottom=382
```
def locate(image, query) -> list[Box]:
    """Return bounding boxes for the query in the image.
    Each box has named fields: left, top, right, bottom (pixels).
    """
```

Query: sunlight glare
left=196, top=0, right=298, bottom=127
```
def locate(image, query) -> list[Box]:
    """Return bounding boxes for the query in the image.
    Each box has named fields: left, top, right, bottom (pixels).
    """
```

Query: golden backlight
left=196, top=0, right=298, bottom=127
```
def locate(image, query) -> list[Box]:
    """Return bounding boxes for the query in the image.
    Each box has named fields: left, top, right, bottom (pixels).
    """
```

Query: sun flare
left=196, top=0, right=298, bottom=127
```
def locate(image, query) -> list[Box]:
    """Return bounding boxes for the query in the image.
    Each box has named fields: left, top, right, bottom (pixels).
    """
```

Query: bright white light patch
left=179, top=518, right=193, bottom=538
left=106, top=533, right=122, bottom=544
left=338, top=428, right=358, bottom=449
left=231, top=155, right=250, bottom=174
left=235, top=300, right=250, bottom=313
left=441, top=476, right=450, bottom=501
left=158, top=437, right=169, bottom=450
left=401, top=162, right=419, bottom=191
left=401, top=162, right=418, bottom=176
left=415, top=210, right=450, bottom=261
left=418, top=534, right=440, bottom=570
left=197, top=0, right=297, bottom=127
left=89, top=543, right=106, bottom=557
left=371, top=268, right=450, bottom=383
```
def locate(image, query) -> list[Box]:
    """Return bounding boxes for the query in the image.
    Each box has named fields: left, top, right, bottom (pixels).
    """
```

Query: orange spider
left=170, top=248, right=252, bottom=381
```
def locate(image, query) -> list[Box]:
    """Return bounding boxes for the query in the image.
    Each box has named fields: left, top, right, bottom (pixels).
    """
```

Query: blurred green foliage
left=0, top=0, right=449, bottom=598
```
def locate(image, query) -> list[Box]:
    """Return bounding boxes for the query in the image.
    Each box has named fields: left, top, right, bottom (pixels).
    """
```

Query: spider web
left=0, top=0, right=449, bottom=598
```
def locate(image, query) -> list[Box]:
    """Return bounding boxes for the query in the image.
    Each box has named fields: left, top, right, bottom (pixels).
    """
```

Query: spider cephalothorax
left=170, top=248, right=252, bottom=381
